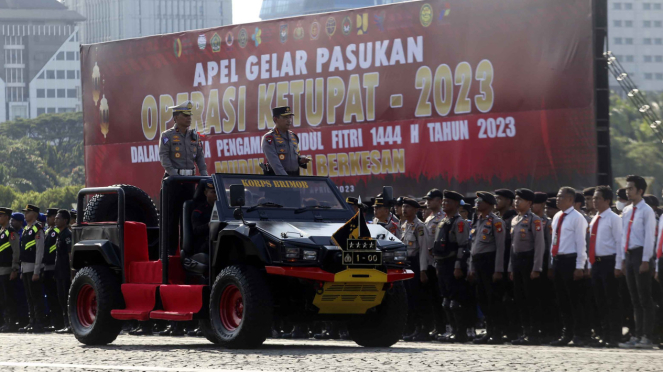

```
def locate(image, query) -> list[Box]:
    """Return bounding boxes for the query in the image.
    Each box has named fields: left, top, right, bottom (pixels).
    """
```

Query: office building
left=259, top=0, right=410, bottom=21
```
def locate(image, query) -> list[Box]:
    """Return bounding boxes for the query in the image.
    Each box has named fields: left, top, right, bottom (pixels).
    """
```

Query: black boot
left=451, top=304, right=468, bottom=343
left=411, top=325, right=432, bottom=342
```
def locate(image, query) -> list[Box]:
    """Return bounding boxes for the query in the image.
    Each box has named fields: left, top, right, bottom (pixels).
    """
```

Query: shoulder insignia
left=495, top=221, right=503, bottom=233
left=163, top=137, right=169, bottom=144
left=534, top=219, right=541, bottom=231
left=65, top=237, right=71, bottom=245
left=10, top=232, right=16, bottom=240
left=266, top=136, right=273, bottom=145
left=457, top=220, right=464, bottom=233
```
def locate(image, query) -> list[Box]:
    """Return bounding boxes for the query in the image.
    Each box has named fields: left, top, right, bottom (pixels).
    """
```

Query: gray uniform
left=401, top=218, right=431, bottom=269
left=159, top=127, right=208, bottom=177
left=434, top=214, right=470, bottom=269
left=424, top=210, right=444, bottom=267
left=374, top=213, right=402, bottom=238
left=20, top=222, right=44, bottom=273
left=509, top=211, right=546, bottom=272
left=469, top=213, right=506, bottom=273
left=0, top=225, right=19, bottom=276
left=261, top=128, right=305, bottom=176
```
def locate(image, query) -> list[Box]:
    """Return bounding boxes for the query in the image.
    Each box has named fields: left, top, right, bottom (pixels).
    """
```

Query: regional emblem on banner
left=225, top=31, right=234, bottom=47
left=310, top=21, right=320, bottom=40
left=342, top=16, right=352, bottom=36
left=210, top=33, right=221, bottom=52
left=238, top=28, right=248, bottom=48
left=326, top=17, right=336, bottom=37
left=420, top=3, right=433, bottom=27
left=280, top=24, right=288, bottom=43
left=294, top=22, right=304, bottom=40
left=197, top=34, right=206, bottom=50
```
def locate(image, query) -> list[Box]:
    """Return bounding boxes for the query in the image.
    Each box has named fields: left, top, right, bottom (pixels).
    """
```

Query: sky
left=232, top=0, right=265, bottom=25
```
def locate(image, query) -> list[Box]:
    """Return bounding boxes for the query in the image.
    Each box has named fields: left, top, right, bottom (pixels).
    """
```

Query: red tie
left=589, top=216, right=600, bottom=264
left=656, top=227, right=663, bottom=259
left=624, top=207, right=637, bottom=252
left=552, top=212, right=566, bottom=257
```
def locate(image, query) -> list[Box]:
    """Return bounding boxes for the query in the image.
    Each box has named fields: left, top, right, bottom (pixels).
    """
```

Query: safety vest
left=0, top=226, right=16, bottom=266
left=43, top=227, right=60, bottom=265
left=20, top=224, right=40, bottom=263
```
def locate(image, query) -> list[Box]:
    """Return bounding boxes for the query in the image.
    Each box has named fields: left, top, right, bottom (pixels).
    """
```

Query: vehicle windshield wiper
left=246, top=202, right=284, bottom=213
left=294, top=205, right=331, bottom=214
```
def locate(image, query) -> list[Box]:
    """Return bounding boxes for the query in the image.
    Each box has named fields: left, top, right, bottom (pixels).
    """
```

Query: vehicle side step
left=149, top=285, right=205, bottom=321
left=111, top=284, right=159, bottom=321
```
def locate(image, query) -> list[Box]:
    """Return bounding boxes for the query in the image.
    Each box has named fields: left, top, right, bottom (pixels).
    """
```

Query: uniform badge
left=417, top=227, right=424, bottom=236
left=163, top=137, right=169, bottom=144
left=51, top=232, right=56, bottom=237
left=408, top=241, right=413, bottom=246
left=0, top=233, right=4, bottom=239
left=175, top=153, right=181, bottom=158
left=521, top=233, right=527, bottom=239
left=266, top=137, right=273, bottom=145
left=482, top=228, right=489, bottom=234
left=28, top=230, right=33, bottom=236
left=175, top=147, right=180, bottom=151
left=482, top=235, right=487, bottom=240
left=457, top=220, right=464, bottom=233
left=10, top=232, right=15, bottom=240
left=279, top=149, right=285, bottom=153
left=279, top=154, right=285, bottom=160
left=520, top=228, right=525, bottom=233
left=65, top=238, right=71, bottom=245
left=534, top=220, right=541, bottom=231
left=173, top=135, right=179, bottom=140
left=523, top=219, right=529, bottom=224
left=495, top=222, right=503, bottom=233
left=485, top=221, right=492, bottom=227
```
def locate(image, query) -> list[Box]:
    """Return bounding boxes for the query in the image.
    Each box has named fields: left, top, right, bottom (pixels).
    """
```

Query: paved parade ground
left=0, top=334, right=661, bottom=372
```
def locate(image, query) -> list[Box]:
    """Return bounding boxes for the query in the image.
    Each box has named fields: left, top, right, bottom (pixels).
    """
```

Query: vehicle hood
left=255, top=221, right=402, bottom=248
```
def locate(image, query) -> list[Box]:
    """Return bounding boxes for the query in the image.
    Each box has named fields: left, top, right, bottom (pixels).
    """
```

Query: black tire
left=69, top=265, right=123, bottom=345
left=347, top=281, right=408, bottom=347
left=83, top=184, right=159, bottom=226
left=209, top=265, right=273, bottom=349
left=198, top=319, right=220, bottom=345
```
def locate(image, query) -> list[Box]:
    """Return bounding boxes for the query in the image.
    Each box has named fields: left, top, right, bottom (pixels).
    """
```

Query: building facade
left=0, top=0, right=85, bottom=122
left=259, top=0, right=410, bottom=21
left=608, top=0, right=663, bottom=92
left=64, top=0, right=233, bottom=44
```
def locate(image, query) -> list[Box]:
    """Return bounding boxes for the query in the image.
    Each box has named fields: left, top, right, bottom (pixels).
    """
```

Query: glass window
left=656, top=55, right=663, bottom=62
left=76, top=70, right=80, bottom=79
left=645, top=73, right=653, bottom=80
left=625, top=3, right=633, bottom=9
left=67, top=70, right=76, bottom=79
left=57, top=89, right=66, bottom=98
left=47, top=108, right=56, bottom=113
left=625, top=20, right=633, bottom=27
left=56, top=51, right=65, bottom=60
left=38, top=71, right=44, bottom=79
left=614, top=3, right=621, bottom=9
left=657, top=73, right=663, bottom=80
left=643, top=38, right=651, bottom=45
left=66, top=51, right=75, bottom=60
left=644, top=3, right=652, bottom=10
left=75, top=52, right=79, bottom=61
left=656, top=21, right=662, bottom=27
left=47, top=89, right=55, bottom=98
left=36, top=89, right=45, bottom=98
left=644, top=20, right=652, bottom=27
left=625, top=38, right=633, bottom=44
left=645, top=55, right=653, bottom=62
left=56, top=70, right=65, bottom=79
left=37, top=108, right=46, bottom=116
left=655, top=3, right=662, bottom=9
left=614, top=20, right=622, bottom=27
left=46, top=70, right=55, bottom=79
left=656, top=38, right=663, bottom=44
left=67, top=89, right=76, bottom=98
left=615, top=37, right=623, bottom=44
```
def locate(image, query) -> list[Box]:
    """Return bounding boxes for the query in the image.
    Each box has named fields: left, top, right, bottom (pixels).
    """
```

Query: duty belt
left=177, top=169, right=195, bottom=176
left=594, top=254, right=616, bottom=263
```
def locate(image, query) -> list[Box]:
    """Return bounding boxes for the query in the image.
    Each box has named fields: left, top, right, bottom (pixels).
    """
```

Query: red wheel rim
left=76, top=284, right=97, bottom=328
left=219, top=284, right=243, bottom=331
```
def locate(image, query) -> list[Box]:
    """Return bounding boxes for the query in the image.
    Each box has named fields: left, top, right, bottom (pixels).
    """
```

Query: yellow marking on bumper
left=312, top=281, right=386, bottom=314
left=332, top=269, right=389, bottom=283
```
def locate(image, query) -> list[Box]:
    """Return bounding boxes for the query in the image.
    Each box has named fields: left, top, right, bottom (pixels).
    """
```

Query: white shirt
left=550, top=207, right=588, bottom=269
left=588, top=209, right=623, bottom=270
left=620, top=199, right=656, bottom=262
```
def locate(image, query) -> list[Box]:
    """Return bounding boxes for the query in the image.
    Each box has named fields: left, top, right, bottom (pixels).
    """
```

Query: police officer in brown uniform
left=433, top=190, right=470, bottom=342
left=508, top=189, right=545, bottom=345
left=261, top=106, right=310, bottom=176
left=468, top=192, right=506, bottom=344
left=400, top=198, right=433, bottom=341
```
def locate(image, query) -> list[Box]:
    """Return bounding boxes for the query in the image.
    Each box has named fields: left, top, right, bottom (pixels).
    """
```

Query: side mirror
left=382, top=186, right=393, bottom=205
left=229, top=185, right=246, bottom=207
left=233, top=208, right=243, bottom=220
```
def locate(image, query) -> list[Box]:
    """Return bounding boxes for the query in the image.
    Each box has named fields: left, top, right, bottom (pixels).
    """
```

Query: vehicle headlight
left=285, top=248, right=299, bottom=259
left=302, top=250, right=317, bottom=261
left=383, top=248, right=407, bottom=265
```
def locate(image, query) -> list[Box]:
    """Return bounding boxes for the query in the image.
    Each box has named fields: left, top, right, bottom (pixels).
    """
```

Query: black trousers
left=161, top=181, right=195, bottom=255
left=552, top=254, right=589, bottom=338
left=405, top=255, right=424, bottom=327
left=423, top=265, right=445, bottom=330
left=43, top=270, right=63, bottom=328
left=512, top=251, right=539, bottom=333
left=590, top=255, right=622, bottom=342
left=0, top=273, right=17, bottom=323
left=56, top=272, right=71, bottom=327
left=624, top=247, right=655, bottom=339
left=21, top=271, right=45, bottom=325
left=435, top=257, right=469, bottom=303
left=473, top=252, right=503, bottom=331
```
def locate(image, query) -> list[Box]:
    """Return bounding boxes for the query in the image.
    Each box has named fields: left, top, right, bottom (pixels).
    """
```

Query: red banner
left=82, top=0, right=596, bottom=201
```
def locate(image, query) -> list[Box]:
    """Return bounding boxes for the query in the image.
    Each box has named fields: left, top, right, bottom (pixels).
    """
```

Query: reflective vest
left=0, top=227, right=16, bottom=266
left=43, top=227, right=60, bottom=265
left=20, top=225, right=40, bottom=263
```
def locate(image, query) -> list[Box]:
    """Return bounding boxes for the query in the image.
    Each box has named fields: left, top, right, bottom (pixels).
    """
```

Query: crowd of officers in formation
left=338, top=175, right=663, bottom=349
left=0, top=206, right=74, bottom=334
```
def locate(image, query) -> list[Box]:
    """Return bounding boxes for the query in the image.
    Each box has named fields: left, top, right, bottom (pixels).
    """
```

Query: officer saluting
left=261, top=106, right=310, bottom=176
left=159, top=101, right=208, bottom=177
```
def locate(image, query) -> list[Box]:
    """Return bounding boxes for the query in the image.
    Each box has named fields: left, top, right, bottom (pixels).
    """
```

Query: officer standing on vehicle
left=400, top=198, right=432, bottom=341
left=42, top=208, right=63, bottom=331
left=373, top=197, right=401, bottom=237
left=261, top=106, right=310, bottom=176
left=159, top=101, right=208, bottom=178
left=17, top=205, right=46, bottom=333
left=468, top=192, right=506, bottom=345
left=54, top=210, right=73, bottom=334
left=433, top=190, right=470, bottom=343
left=508, top=189, right=545, bottom=345
left=0, top=207, right=20, bottom=332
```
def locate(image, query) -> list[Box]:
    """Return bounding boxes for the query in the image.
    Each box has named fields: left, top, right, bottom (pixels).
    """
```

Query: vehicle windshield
left=222, top=176, right=345, bottom=210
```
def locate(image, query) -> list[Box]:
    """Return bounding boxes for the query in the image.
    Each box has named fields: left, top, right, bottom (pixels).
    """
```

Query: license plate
left=342, top=251, right=382, bottom=265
